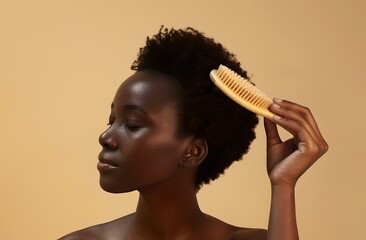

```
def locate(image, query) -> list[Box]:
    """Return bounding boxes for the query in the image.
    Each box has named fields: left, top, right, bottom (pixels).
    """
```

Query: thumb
left=264, top=118, right=282, bottom=146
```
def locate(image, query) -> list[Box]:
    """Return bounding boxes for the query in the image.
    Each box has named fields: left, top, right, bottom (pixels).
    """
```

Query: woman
left=59, top=27, right=328, bottom=240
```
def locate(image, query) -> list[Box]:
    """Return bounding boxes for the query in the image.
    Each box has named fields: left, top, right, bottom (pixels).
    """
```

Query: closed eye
left=125, top=123, right=142, bottom=131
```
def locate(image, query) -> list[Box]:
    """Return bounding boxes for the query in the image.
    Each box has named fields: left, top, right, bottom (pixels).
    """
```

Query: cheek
left=127, top=133, right=183, bottom=180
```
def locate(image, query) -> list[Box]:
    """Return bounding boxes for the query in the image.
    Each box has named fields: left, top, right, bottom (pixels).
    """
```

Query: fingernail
left=273, top=115, right=282, bottom=121
left=272, top=103, right=280, bottom=108
left=273, top=98, right=283, bottom=103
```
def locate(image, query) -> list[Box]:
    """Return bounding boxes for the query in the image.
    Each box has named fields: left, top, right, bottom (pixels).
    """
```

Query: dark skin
left=59, top=70, right=328, bottom=240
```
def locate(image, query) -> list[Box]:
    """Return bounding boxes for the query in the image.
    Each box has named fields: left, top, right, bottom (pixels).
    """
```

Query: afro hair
left=131, top=26, right=259, bottom=189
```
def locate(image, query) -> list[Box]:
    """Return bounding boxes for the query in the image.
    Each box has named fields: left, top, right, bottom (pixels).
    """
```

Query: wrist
left=271, top=182, right=296, bottom=193
left=270, top=176, right=297, bottom=189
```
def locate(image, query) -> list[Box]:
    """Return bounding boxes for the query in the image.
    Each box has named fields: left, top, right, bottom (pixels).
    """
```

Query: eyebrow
left=111, top=103, right=149, bottom=116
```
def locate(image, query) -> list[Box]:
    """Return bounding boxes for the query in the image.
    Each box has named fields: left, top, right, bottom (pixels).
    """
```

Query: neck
left=130, top=181, right=204, bottom=239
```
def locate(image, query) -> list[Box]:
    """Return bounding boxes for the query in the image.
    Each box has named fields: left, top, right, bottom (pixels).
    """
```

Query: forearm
left=267, top=185, right=299, bottom=240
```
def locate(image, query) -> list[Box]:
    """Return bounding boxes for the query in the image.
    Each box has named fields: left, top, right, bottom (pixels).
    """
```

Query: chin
left=99, top=178, right=136, bottom=194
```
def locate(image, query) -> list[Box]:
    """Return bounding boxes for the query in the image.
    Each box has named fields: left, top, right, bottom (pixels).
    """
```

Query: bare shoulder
left=203, top=214, right=267, bottom=240
left=227, top=227, right=267, bottom=240
left=57, top=213, right=134, bottom=240
left=58, top=228, right=100, bottom=240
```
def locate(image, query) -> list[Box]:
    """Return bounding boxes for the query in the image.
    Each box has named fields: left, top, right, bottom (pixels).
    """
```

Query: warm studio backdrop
left=1, top=1, right=365, bottom=239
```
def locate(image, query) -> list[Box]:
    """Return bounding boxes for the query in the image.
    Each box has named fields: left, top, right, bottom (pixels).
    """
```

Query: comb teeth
left=210, top=65, right=274, bottom=119
left=217, top=65, right=272, bottom=108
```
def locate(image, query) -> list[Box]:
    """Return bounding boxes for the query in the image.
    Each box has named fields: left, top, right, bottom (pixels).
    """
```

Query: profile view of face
left=97, top=70, right=191, bottom=193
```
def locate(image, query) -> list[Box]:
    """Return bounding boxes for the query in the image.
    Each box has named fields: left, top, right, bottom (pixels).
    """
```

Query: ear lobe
left=180, top=138, right=208, bottom=167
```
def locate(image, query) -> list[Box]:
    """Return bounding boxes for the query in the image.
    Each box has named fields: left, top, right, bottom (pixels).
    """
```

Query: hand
left=264, top=98, right=328, bottom=187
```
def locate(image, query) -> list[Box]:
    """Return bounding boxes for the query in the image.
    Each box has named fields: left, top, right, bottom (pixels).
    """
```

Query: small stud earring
left=184, top=153, right=191, bottom=158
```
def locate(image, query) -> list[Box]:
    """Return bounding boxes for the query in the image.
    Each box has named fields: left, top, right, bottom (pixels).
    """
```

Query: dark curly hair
left=131, top=26, right=259, bottom=190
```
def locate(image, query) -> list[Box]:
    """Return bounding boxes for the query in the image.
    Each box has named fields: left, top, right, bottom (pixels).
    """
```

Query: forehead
left=114, top=70, right=180, bottom=112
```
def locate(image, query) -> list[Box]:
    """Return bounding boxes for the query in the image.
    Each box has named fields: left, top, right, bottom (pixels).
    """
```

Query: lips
left=98, top=152, right=118, bottom=167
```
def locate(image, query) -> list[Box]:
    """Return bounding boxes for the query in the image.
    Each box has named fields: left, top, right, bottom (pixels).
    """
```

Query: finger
left=269, top=99, right=324, bottom=143
left=272, top=113, right=319, bottom=157
left=274, top=99, right=324, bottom=141
left=264, top=117, right=282, bottom=146
left=271, top=99, right=328, bottom=153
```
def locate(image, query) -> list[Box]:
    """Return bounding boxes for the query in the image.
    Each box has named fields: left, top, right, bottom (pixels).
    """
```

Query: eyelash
left=107, top=117, right=114, bottom=126
left=125, top=124, right=141, bottom=131
left=106, top=121, right=141, bottom=131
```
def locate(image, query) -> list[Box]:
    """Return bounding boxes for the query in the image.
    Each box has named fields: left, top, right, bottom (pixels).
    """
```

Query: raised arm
left=264, top=98, right=328, bottom=240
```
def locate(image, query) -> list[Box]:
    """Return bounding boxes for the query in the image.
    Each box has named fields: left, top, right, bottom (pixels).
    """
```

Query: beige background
left=1, top=0, right=365, bottom=239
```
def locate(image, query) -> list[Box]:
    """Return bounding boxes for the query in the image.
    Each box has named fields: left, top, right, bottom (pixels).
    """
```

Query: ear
left=180, top=138, right=208, bottom=167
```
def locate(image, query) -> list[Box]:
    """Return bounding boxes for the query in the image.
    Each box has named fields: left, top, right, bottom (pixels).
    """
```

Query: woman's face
left=98, top=70, right=192, bottom=193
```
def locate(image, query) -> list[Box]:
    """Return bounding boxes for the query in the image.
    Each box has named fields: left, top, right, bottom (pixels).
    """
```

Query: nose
left=98, top=127, right=118, bottom=150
